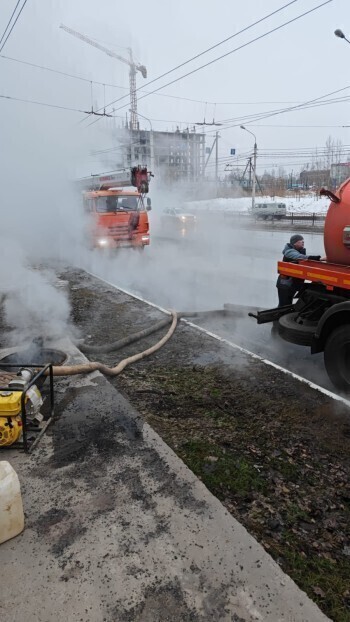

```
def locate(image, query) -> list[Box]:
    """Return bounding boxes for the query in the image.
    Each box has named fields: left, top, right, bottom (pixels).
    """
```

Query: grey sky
left=1, top=0, right=349, bottom=175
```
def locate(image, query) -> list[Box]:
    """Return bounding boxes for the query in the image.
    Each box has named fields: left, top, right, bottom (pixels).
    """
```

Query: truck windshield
left=95, top=196, right=140, bottom=213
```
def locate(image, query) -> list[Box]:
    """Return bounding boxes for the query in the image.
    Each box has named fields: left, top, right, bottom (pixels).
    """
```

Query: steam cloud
left=0, top=103, right=102, bottom=345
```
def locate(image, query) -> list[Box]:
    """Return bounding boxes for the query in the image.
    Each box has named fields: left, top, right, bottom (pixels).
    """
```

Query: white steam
left=0, top=240, right=71, bottom=344
left=0, top=98, right=111, bottom=344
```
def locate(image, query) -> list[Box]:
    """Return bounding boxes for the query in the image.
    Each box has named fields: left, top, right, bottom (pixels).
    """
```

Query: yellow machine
left=0, top=391, right=23, bottom=446
left=0, top=369, right=43, bottom=447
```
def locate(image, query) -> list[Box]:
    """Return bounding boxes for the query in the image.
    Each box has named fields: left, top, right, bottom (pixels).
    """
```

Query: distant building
left=115, top=126, right=206, bottom=183
left=330, top=162, right=350, bottom=187
left=299, top=169, right=331, bottom=188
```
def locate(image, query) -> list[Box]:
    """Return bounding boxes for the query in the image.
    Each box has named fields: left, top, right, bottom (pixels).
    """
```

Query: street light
left=129, top=109, right=154, bottom=172
left=334, top=29, right=350, bottom=44
left=240, top=125, right=257, bottom=209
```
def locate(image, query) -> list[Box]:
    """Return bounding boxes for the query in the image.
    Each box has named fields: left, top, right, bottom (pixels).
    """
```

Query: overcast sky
left=1, top=0, right=349, bottom=175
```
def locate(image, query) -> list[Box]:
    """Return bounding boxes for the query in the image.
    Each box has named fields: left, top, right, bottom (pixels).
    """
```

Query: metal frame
left=0, top=364, right=54, bottom=453
left=278, top=259, right=350, bottom=292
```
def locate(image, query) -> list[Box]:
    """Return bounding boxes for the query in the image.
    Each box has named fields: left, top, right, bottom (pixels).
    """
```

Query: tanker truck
left=250, top=178, right=350, bottom=393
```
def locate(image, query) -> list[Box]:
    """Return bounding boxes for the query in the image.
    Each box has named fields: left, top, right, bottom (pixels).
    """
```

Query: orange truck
left=80, top=166, right=152, bottom=250
left=251, top=179, right=350, bottom=392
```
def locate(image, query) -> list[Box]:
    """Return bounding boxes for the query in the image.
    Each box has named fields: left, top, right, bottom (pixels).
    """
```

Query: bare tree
left=324, top=135, right=344, bottom=169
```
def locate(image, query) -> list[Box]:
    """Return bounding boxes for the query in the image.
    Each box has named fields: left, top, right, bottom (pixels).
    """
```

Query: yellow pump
left=0, top=391, right=23, bottom=446
left=0, top=369, right=43, bottom=447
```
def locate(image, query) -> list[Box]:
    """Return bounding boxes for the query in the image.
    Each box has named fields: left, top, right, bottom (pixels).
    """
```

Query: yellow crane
left=60, top=24, right=147, bottom=130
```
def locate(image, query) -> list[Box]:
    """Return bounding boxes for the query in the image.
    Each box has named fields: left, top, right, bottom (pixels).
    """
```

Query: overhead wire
left=216, top=95, right=350, bottom=125
left=0, top=92, right=115, bottom=115
left=109, top=94, right=350, bottom=131
left=204, top=85, right=350, bottom=134
left=0, top=0, right=29, bottom=53
left=0, top=2, right=338, bottom=132
left=204, top=143, right=350, bottom=169
left=3, top=4, right=337, bottom=168
left=3, top=86, right=344, bottom=127
left=83, top=0, right=304, bottom=125
left=0, top=0, right=21, bottom=47
left=86, top=0, right=333, bottom=127
left=0, top=53, right=124, bottom=88
left=0, top=53, right=306, bottom=110
left=248, top=124, right=350, bottom=128
left=88, top=94, right=350, bottom=128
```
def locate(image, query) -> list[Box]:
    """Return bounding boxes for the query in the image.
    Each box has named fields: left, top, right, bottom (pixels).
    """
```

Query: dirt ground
left=1, top=267, right=349, bottom=621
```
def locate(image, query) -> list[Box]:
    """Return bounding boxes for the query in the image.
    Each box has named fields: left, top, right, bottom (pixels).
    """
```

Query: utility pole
left=195, top=119, right=222, bottom=189
left=252, top=139, right=257, bottom=209
left=241, top=125, right=257, bottom=209
left=215, top=131, right=219, bottom=194
left=187, top=127, right=191, bottom=182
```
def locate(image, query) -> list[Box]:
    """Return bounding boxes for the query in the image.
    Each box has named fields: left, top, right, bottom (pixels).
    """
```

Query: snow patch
left=186, top=195, right=329, bottom=215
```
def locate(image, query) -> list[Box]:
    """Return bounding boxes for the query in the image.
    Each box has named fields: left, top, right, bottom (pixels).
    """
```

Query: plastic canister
left=0, top=461, right=24, bottom=544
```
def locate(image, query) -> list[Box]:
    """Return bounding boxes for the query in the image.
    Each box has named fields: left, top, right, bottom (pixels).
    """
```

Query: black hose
left=80, top=316, right=173, bottom=353
left=79, top=304, right=260, bottom=354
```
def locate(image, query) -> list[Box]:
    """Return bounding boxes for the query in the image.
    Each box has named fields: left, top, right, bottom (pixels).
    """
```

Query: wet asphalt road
left=81, top=217, right=334, bottom=392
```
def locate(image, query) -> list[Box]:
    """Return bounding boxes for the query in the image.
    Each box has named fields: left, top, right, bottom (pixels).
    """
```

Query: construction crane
left=60, top=24, right=147, bottom=130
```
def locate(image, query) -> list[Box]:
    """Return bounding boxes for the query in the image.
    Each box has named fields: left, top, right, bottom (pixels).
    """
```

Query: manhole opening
left=0, top=348, right=67, bottom=372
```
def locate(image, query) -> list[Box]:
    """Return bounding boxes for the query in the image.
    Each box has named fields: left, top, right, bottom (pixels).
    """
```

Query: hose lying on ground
left=49, top=311, right=178, bottom=377
left=47, top=303, right=261, bottom=378
left=79, top=304, right=259, bottom=355
left=80, top=315, right=179, bottom=354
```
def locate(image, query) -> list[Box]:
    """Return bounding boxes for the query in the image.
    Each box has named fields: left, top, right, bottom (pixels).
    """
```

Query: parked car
left=251, top=202, right=286, bottom=220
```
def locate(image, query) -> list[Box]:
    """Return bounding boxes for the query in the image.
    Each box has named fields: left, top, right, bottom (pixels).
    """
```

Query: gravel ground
left=1, top=266, right=349, bottom=621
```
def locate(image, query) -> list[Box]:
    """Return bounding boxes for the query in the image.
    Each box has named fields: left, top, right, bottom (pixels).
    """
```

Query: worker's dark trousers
left=277, top=286, right=295, bottom=307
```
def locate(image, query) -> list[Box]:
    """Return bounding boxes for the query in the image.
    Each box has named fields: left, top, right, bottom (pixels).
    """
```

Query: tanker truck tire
left=278, top=312, right=315, bottom=346
left=324, top=325, right=350, bottom=393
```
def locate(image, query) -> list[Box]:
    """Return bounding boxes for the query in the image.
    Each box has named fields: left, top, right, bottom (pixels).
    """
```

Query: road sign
left=205, top=147, right=211, bottom=154
left=230, top=148, right=236, bottom=155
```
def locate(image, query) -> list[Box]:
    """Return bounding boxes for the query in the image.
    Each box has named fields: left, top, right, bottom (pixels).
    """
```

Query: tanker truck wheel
left=324, top=325, right=350, bottom=393
left=278, top=312, right=316, bottom=346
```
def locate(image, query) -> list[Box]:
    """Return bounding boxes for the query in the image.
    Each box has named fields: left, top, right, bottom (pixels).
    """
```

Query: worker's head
left=290, top=234, right=304, bottom=250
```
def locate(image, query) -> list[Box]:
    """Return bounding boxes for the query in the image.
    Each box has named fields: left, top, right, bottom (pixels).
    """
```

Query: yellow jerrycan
left=0, top=461, right=25, bottom=544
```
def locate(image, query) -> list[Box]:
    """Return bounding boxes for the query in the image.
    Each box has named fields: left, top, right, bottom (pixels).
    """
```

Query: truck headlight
left=97, top=238, right=109, bottom=247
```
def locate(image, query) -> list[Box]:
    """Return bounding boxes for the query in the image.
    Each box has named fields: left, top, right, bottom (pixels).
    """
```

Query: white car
left=161, top=208, right=197, bottom=228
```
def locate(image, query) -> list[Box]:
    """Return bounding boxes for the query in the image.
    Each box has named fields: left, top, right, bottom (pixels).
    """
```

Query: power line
left=217, top=95, right=350, bottom=124
left=257, top=144, right=350, bottom=150
left=205, top=85, right=350, bottom=134
left=0, top=92, right=117, bottom=115
left=0, top=0, right=29, bottom=53
left=0, top=53, right=124, bottom=88
left=0, top=53, right=303, bottom=108
left=205, top=146, right=350, bottom=167
left=87, top=0, right=333, bottom=127
left=84, top=0, right=304, bottom=126
left=84, top=0, right=300, bottom=120
left=0, top=0, right=21, bottom=47
left=124, top=98, right=350, bottom=127
left=218, top=93, right=350, bottom=130
left=248, top=124, right=349, bottom=128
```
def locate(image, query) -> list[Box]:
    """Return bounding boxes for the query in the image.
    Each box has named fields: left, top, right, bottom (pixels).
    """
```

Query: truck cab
left=84, top=188, right=151, bottom=249
left=80, top=166, right=152, bottom=250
